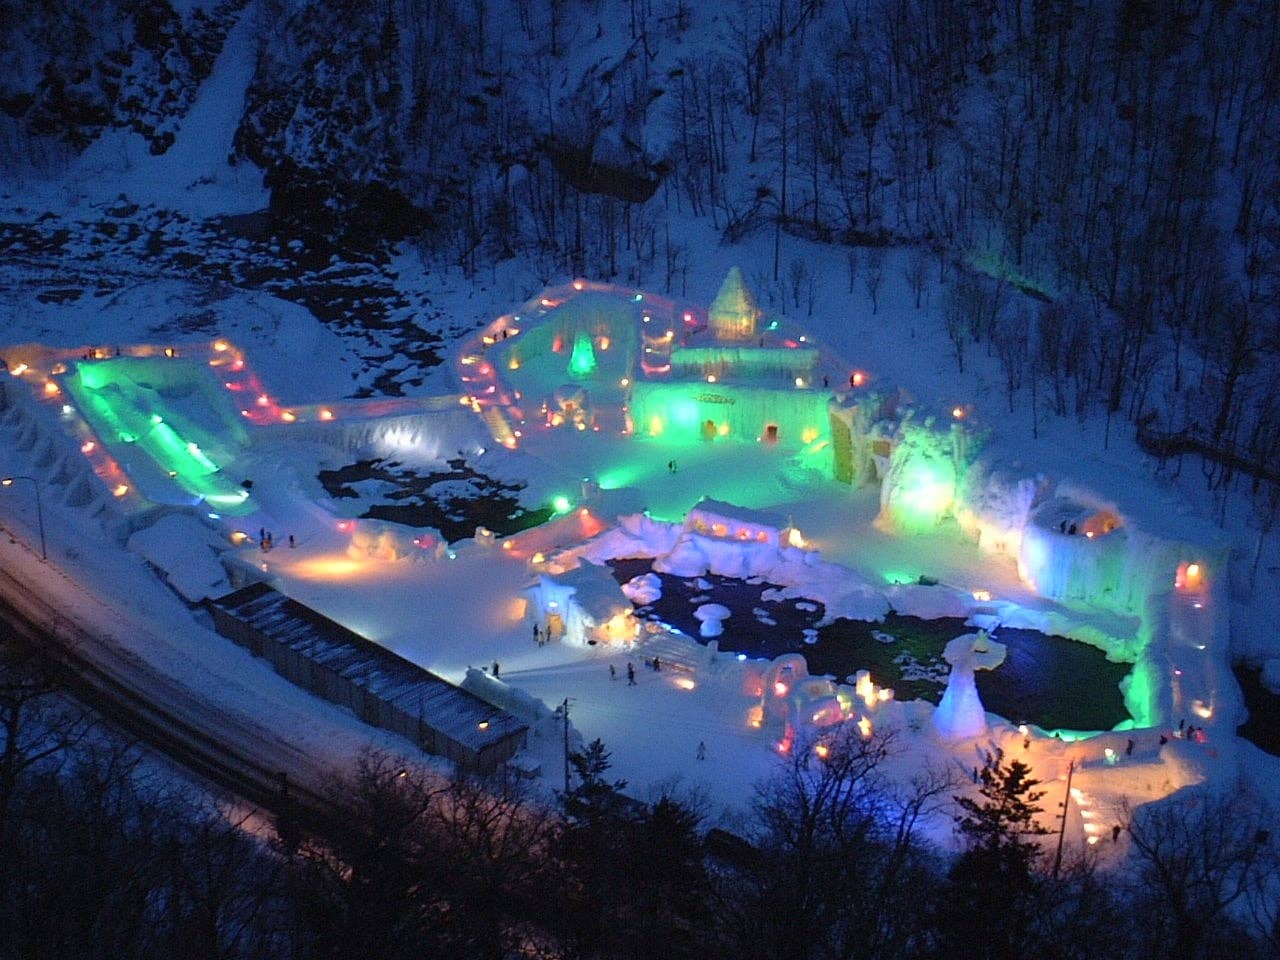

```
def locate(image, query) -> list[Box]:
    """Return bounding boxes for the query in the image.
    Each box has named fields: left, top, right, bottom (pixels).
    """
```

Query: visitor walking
left=1111, top=824, right=1122, bottom=843
left=627, top=662, right=636, bottom=685
left=1125, top=738, right=1134, bottom=757
left=696, top=741, right=706, bottom=761
left=652, top=655, right=661, bottom=672
left=492, top=660, right=500, bottom=679
left=533, top=623, right=541, bottom=645
left=609, top=664, right=617, bottom=681
left=288, top=534, right=296, bottom=549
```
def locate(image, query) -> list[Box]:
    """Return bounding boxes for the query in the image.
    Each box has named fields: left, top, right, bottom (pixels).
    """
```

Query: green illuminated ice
left=66, top=358, right=254, bottom=514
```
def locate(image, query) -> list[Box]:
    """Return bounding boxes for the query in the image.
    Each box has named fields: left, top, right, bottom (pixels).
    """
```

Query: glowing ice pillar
left=933, top=630, right=1006, bottom=740
left=568, top=332, right=597, bottom=378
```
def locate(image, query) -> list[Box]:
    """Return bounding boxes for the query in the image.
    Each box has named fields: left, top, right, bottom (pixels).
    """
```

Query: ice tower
left=708, top=266, right=760, bottom=341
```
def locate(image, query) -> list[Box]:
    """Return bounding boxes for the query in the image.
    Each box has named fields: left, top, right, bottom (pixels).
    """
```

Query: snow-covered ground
left=1, top=0, right=1277, bottom=858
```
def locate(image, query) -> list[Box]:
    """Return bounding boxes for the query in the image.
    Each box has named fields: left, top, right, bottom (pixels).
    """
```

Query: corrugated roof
left=211, top=583, right=527, bottom=751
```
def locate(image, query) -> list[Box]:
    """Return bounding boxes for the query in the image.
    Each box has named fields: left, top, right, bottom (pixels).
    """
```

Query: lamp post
left=1, top=475, right=46, bottom=561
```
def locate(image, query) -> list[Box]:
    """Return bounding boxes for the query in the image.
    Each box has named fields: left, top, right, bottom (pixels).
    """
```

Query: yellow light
left=814, top=743, right=830, bottom=759
left=230, top=531, right=249, bottom=544
left=1187, top=563, right=1200, bottom=578
left=43, top=381, right=59, bottom=396
left=648, top=415, right=663, bottom=436
left=599, top=336, right=610, bottom=350
left=113, top=483, right=129, bottom=497
left=620, top=377, right=630, bottom=387
left=213, top=340, right=229, bottom=352
left=795, top=377, right=805, bottom=388
left=707, top=374, right=717, bottom=383
left=80, top=440, right=96, bottom=454
left=952, top=406, right=965, bottom=419
left=1192, top=700, right=1212, bottom=719
left=851, top=371, right=866, bottom=386
left=502, top=541, right=513, bottom=550
left=10, top=363, right=28, bottom=376
left=801, top=426, right=819, bottom=443
left=718, top=422, right=730, bottom=436
left=482, top=335, right=495, bottom=345
left=0, top=479, right=11, bottom=486
left=51, top=362, right=67, bottom=375
left=972, top=589, right=992, bottom=602
left=579, top=507, right=590, bottom=517
left=573, top=280, right=584, bottom=291
left=461, top=355, right=478, bottom=365
left=280, top=410, right=297, bottom=422
left=541, top=298, right=553, bottom=307
left=508, top=357, right=521, bottom=370
left=291, top=556, right=369, bottom=580
left=675, top=677, right=696, bottom=691
left=858, top=716, right=873, bottom=738
left=787, top=528, right=805, bottom=548
left=773, top=681, right=789, bottom=697
left=478, top=720, right=490, bottom=730
left=318, top=408, right=334, bottom=421
left=531, top=552, right=546, bottom=564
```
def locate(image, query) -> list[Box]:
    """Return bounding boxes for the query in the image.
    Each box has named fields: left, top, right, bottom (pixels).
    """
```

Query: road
left=0, top=544, right=342, bottom=837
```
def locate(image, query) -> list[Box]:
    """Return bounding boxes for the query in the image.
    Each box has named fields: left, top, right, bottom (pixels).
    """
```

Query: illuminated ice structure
left=932, top=630, right=1006, bottom=740
left=63, top=356, right=255, bottom=514
left=527, top=560, right=637, bottom=646
left=485, top=271, right=833, bottom=453
left=630, top=267, right=830, bottom=449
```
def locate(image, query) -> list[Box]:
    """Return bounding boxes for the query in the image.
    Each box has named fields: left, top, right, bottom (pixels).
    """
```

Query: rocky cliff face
left=0, top=0, right=248, bottom=153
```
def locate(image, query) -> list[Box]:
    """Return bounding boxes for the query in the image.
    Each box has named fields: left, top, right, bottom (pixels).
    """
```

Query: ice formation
left=932, top=630, right=1006, bottom=740
left=694, top=602, right=730, bottom=638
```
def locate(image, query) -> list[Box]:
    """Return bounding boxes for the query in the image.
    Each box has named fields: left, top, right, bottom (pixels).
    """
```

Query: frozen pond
left=610, top=559, right=1131, bottom=732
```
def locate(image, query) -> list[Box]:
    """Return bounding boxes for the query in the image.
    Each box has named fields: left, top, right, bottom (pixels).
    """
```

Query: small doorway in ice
left=546, top=612, right=566, bottom=640
left=764, top=423, right=779, bottom=443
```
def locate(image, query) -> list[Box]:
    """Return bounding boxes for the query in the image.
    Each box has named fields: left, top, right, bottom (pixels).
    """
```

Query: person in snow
left=696, top=741, right=707, bottom=760
left=492, top=660, right=500, bottom=678
left=627, top=662, right=636, bottom=685
left=288, top=534, right=296, bottom=549
left=609, top=664, right=617, bottom=680
left=652, top=656, right=661, bottom=671
left=533, top=623, right=541, bottom=644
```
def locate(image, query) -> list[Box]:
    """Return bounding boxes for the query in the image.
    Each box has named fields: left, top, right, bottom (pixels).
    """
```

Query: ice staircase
left=481, top=405, right=516, bottom=447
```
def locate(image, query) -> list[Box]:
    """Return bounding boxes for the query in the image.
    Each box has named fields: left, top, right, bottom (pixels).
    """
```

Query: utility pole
left=1053, top=759, right=1075, bottom=877
left=562, top=697, right=571, bottom=796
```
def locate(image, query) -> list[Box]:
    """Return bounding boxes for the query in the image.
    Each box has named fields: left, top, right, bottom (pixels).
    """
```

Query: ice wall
left=878, top=423, right=958, bottom=531
left=630, top=381, right=829, bottom=448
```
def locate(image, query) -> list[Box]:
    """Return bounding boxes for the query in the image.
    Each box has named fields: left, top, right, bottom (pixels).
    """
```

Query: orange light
left=113, top=483, right=129, bottom=497
left=814, top=743, right=830, bottom=759
left=80, top=440, right=96, bottom=454
left=502, top=541, right=513, bottom=550
left=213, top=340, right=229, bottom=352
left=598, top=336, right=610, bottom=350
left=774, top=681, right=789, bottom=697
left=573, top=280, right=584, bottom=291
left=9, top=363, right=28, bottom=376
left=43, top=381, right=59, bottom=396
left=675, top=677, right=696, bottom=691
left=952, top=406, right=965, bottom=419
left=280, top=410, right=297, bottom=422
left=318, top=408, right=334, bottom=421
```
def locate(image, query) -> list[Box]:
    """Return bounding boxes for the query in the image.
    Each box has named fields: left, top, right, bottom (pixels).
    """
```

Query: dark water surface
left=609, top=559, right=1131, bottom=731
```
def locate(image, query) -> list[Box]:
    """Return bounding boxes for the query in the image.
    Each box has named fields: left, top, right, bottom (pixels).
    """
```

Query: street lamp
left=1, top=475, right=46, bottom=561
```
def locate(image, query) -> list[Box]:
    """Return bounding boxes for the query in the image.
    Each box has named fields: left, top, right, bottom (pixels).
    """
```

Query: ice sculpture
left=933, top=630, right=1006, bottom=740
